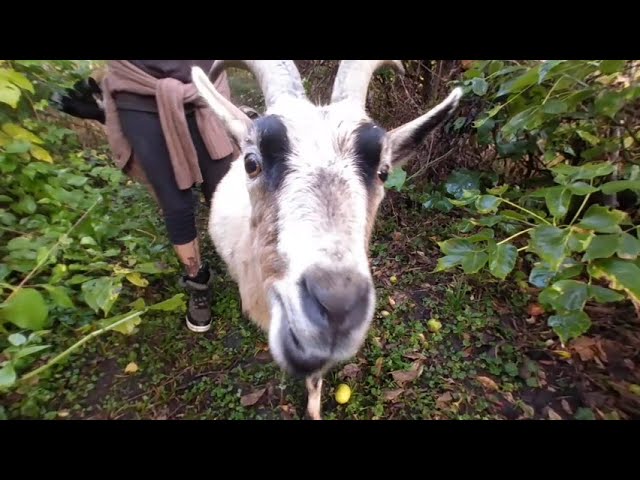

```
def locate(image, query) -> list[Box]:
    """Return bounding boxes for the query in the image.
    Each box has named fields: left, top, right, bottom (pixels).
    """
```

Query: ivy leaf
left=0, top=288, right=50, bottom=331
left=148, top=294, right=186, bottom=312
left=594, top=91, right=626, bottom=119
left=548, top=311, right=591, bottom=345
left=489, top=243, right=517, bottom=279
left=588, top=258, right=640, bottom=306
left=436, top=238, right=488, bottom=274
left=41, top=285, right=75, bottom=309
left=538, top=186, right=572, bottom=219
left=461, top=251, right=489, bottom=274
left=577, top=205, right=629, bottom=234
left=542, top=100, right=568, bottom=114
left=529, top=226, right=570, bottom=271
left=538, top=60, right=565, bottom=83
left=567, top=181, right=599, bottom=195
left=444, top=170, right=482, bottom=199
left=497, top=65, right=540, bottom=97
left=30, top=145, right=53, bottom=163
left=583, top=234, right=620, bottom=261
left=0, top=79, right=21, bottom=108
left=551, top=162, right=614, bottom=182
left=2, top=123, right=43, bottom=145
left=126, top=272, right=149, bottom=288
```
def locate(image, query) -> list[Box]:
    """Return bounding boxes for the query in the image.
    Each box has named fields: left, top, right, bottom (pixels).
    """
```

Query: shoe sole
left=185, top=316, right=212, bottom=333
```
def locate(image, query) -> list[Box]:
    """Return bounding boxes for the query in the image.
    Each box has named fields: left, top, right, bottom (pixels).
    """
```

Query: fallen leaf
left=528, top=303, right=545, bottom=316
left=561, top=399, right=573, bottom=415
left=391, top=361, right=424, bottom=387
left=436, top=392, right=453, bottom=409
left=374, top=357, right=384, bottom=377
left=476, top=376, right=499, bottom=391
left=340, top=363, right=361, bottom=380
left=547, top=407, right=562, bottom=420
left=240, top=388, right=266, bottom=407
left=124, top=362, right=139, bottom=374
left=521, top=403, right=535, bottom=418
left=381, top=310, right=390, bottom=317
left=388, top=296, right=396, bottom=308
left=57, top=410, right=69, bottom=418
left=594, top=339, right=609, bottom=363
left=552, top=350, right=572, bottom=360
left=403, top=352, right=427, bottom=361
left=570, top=337, right=597, bottom=362
left=383, top=388, right=404, bottom=402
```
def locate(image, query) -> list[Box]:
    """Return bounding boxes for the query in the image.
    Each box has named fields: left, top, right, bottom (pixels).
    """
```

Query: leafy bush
left=0, top=60, right=185, bottom=392
left=423, top=60, right=640, bottom=344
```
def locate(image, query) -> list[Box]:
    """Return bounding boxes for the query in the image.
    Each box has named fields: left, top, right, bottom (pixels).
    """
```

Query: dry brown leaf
left=570, top=337, right=598, bottom=362
left=374, top=357, right=384, bottom=377
left=240, top=388, right=266, bottom=407
left=547, top=408, right=562, bottom=420
left=124, top=362, right=139, bottom=374
left=561, top=399, right=573, bottom=415
left=528, top=303, right=545, bottom=316
left=340, top=363, right=361, bottom=380
left=476, top=376, right=499, bottom=391
left=403, top=352, right=427, bottom=361
left=594, top=339, right=609, bottom=363
left=388, top=296, right=396, bottom=308
left=521, top=403, right=535, bottom=418
left=391, top=361, right=424, bottom=387
left=436, top=392, right=453, bottom=409
left=383, top=389, right=404, bottom=402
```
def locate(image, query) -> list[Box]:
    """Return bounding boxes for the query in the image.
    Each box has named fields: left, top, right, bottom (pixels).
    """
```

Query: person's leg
left=117, top=109, right=213, bottom=333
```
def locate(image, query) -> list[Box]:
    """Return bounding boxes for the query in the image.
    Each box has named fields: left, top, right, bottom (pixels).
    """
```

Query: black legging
left=118, top=108, right=233, bottom=245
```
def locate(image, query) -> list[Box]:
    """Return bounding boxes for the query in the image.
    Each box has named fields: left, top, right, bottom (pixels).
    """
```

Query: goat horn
left=208, top=60, right=306, bottom=109
left=330, top=60, right=405, bottom=107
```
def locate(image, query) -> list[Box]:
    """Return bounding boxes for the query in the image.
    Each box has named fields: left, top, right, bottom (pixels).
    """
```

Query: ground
left=4, top=189, right=638, bottom=420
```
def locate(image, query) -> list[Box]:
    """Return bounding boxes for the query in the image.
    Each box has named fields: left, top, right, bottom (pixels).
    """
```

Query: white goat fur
left=192, top=60, right=463, bottom=420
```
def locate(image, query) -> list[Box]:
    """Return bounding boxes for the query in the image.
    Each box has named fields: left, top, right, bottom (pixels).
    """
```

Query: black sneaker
left=179, top=264, right=214, bottom=333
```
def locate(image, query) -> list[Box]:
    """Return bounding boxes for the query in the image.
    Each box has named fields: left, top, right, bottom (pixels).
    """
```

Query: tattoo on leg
left=185, top=256, right=200, bottom=277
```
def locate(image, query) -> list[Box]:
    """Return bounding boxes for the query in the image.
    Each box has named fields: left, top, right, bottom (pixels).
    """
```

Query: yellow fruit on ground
left=427, top=319, right=442, bottom=333
left=335, top=383, right=351, bottom=404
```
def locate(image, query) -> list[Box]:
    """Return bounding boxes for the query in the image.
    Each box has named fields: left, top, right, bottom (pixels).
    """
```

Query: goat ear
left=191, top=66, right=253, bottom=145
left=384, top=87, right=463, bottom=167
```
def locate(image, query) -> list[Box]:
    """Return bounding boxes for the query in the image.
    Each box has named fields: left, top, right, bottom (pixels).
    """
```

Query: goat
left=191, top=60, right=463, bottom=420
left=51, top=77, right=106, bottom=124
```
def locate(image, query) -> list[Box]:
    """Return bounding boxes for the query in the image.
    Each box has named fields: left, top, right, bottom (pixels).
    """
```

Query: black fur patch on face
left=254, top=115, right=291, bottom=192
left=353, top=122, right=386, bottom=189
left=53, top=78, right=105, bottom=123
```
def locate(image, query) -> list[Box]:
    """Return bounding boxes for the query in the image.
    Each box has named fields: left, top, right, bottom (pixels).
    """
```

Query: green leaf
left=600, top=60, right=626, bottom=74
left=576, top=129, right=600, bottom=146
left=551, top=162, right=615, bottom=183
left=568, top=229, right=593, bottom=253
left=583, top=234, right=620, bottom=261
left=465, top=228, right=495, bottom=243
left=529, top=226, right=570, bottom=271
left=0, top=79, right=21, bottom=108
left=594, top=91, right=626, bottom=119
left=540, top=186, right=572, bottom=219
left=538, top=60, right=565, bottom=83
left=600, top=180, right=640, bottom=195
left=617, top=232, right=640, bottom=260
left=41, top=285, right=75, bottom=309
left=542, top=100, right=568, bottom=114
left=497, top=65, right=540, bottom=97
left=13, top=345, right=50, bottom=360
left=385, top=168, right=406, bottom=191
left=435, top=255, right=465, bottom=272
left=567, top=182, right=599, bottom=195
left=577, top=205, right=629, bottom=233
left=148, top=294, right=186, bottom=312
left=461, top=251, right=489, bottom=274
left=574, top=407, right=596, bottom=420
left=0, top=68, right=35, bottom=93
left=489, top=243, right=517, bottom=279
left=548, top=311, right=591, bottom=344
left=589, top=257, right=640, bottom=305
left=81, top=277, right=122, bottom=316
left=471, top=77, right=488, bottom=96
left=529, top=263, right=555, bottom=288
left=0, top=288, right=49, bottom=331
left=438, top=238, right=479, bottom=256
left=126, top=272, right=149, bottom=287
left=0, top=363, right=17, bottom=388
left=8, top=333, right=27, bottom=346
left=543, top=280, right=589, bottom=311
left=588, top=285, right=625, bottom=303
left=475, top=195, right=502, bottom=214
left=444, top=170, right=482, bottom=199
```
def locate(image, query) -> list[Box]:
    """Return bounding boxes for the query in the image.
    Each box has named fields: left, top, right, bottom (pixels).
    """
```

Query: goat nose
left=300, top=267, right=372, bottom=332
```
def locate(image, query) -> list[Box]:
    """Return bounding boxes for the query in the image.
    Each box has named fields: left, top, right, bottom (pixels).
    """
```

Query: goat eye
left=378, top=166, right=389, bottom=183
left=244, top=153, right=262, bottom=177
